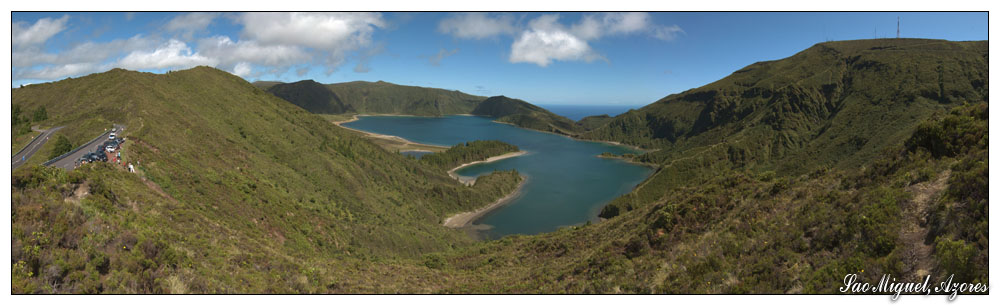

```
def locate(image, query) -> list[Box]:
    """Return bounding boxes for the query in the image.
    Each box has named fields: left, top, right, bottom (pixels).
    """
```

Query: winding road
left=11, top=126, right=64, bottom=170
left=45, top=124, right=125, bottom=171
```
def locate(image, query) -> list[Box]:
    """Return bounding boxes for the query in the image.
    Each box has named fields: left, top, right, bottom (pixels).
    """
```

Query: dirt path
left=899, top=170, right=950, bottom=280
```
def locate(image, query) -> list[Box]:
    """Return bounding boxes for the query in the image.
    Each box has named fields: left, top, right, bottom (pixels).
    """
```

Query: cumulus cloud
left=426, top=48, right=459, bottom=66
left=509, top=15, right=602, bottom=67
left=198, top=36, right=310, bottom=68
left=117, top=40, right=217, bottom=70
left=14, top=35, right=159, bottom=79
left=438, top=13, right=516, bottom=39
left=15, top=63, right=101, bottom=80
left=12, top=15, right=69, bottom=48
left=507, top=13, right=683, bottom=67
left=13, top=12, right=390, bottom=83
left=232, top=62, right=253, bottom=77
left=165, top=12, right=219, bottom=39
left=571, top=12, right=650, bottom=40
left=241, top=12, right=383, bottom=54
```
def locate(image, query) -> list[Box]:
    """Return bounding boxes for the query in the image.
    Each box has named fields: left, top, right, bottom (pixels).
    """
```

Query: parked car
left=106, top=145, right=116, bottom=153
left=109, top=132, right=116, bottom=140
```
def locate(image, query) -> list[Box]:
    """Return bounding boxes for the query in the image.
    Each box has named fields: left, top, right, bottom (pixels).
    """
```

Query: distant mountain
left=471, top=95, right=583, bottom=135
left=266, top=80, right=354, bottom=114
left=251, top=80, right=283, bottom=90
left=577, top=114, right=614, bottom=131
left=266, top=80, right=485, bottom=116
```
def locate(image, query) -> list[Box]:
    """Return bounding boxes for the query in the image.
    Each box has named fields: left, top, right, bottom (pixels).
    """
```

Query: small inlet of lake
left=344, top=115, right=653, bottom=239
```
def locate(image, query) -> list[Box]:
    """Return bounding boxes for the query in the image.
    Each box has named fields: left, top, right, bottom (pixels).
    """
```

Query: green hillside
left=578, top=114, right=614, bottom=131
left=267, top=80, right=486, bottom=116
left=11, top=67, right=521, bottom=293
left=582, top=39, right=987, bottom=171
left=425, top=39, right=988, bottom=293
left=9, top=38, right=988, bottom=294
left=471, top=95, right=583, bottom=135
left=266, top=80, right=354, bottom=114
left=250, top=81, right=283, bottom=91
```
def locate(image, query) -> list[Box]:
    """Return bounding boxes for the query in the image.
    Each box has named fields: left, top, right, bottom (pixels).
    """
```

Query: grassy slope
left=582, top=39, right=987, bottom=166
left=11, top=67, right=521, bottom=293
left=265, top=80, right=486, bottom=117
left=471, top=95, right=583, bottom=135
left=578, top=115, right=614, bottom=131
left=421, top=40, right=988, bottom=293
left=10, top=38, right=988, bottom=294
left=431, top=103, right=987, bottom=293
left=584, top=39, right=988, bottom=217
left=265, top=80, right=354, bottom=114
left=325, top=81, right=485, bottom=116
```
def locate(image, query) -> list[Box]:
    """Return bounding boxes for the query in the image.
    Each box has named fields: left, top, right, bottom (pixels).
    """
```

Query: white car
left=109, top=132, right=116, bottom=140
left=106, top=145, right=116, bottom=153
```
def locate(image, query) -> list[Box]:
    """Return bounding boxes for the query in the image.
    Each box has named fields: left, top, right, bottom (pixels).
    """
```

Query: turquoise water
left=344, top=115, right=653, bottom=239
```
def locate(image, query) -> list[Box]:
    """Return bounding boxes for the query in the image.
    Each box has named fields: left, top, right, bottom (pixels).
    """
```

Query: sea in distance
left=344, top=113, right=653, bottom=239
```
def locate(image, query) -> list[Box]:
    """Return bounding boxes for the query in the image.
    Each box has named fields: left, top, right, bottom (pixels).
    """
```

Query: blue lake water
left=344, top=115, right=653, bottom=239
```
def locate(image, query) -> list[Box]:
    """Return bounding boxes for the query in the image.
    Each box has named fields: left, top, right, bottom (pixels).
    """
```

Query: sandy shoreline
left=332, top=115, right=449, bottom=150
left=447, top=151, right=527, bottom=186
left=443, top=175, right=527, bottom=228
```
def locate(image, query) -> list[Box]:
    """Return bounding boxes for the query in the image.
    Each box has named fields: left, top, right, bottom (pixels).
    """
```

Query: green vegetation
left=10, top=38, right=988, bottom=294
left=578, top=114, right=614, bottom=131
left=420, top=140, right=519, bottom=169
left=266, top=80, right=485, bottom=116
left=265, top=80, right=354, bottom=114
left=11, top=67, right=519, bottom=293
left=250, top=80, right=283, bottom=91
left=47, top=135, right=73, bottom=160
left=12, top=104, right=45, bottom=141
left=471, top=95, right=583, bottom=135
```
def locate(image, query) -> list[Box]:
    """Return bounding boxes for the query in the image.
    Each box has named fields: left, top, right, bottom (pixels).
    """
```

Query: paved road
left=47, top=124, right=125, bottom=171
left=11, top=126, right=64, bottom=169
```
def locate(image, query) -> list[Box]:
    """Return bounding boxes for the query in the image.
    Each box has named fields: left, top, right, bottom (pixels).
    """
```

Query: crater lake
left=343, top=115, right=654, bottom=239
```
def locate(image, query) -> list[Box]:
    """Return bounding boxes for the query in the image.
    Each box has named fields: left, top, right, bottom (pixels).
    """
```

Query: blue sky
left=11, top=12, right=988, bottom=106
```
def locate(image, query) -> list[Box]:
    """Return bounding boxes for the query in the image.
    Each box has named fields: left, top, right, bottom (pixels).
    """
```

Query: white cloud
left=426, top=48, right=459, bottom=66
left=232, top=62, right=253, bottom=77
left=437, top=13, right=516, bottom=39
left=15, top=63, right=100, bottom=80
left=13, top=35, right=158, bottom=80
left=198, top=36, right=310, bottom=68
left=510, top=28, right=600, bottom=67
left=234, top=12, right=387, bottom=74
left=508, top=13, right=683, bottom=67
left=240, top=12, right=383, bottom=53
left=117, top=40, right=217, bottom=70
left=652, top=25, right=685, bottom=41
left=509, top=14, right=601, bottom=67
left=571, top=12, right=651, bottom=40
left=12, top=15, right=69, bottom=48
left=165, top=12, right=219, bottom=39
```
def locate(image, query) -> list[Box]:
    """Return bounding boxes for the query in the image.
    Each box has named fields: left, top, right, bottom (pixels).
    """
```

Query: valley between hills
left=11, top=38, right=987, bottom=293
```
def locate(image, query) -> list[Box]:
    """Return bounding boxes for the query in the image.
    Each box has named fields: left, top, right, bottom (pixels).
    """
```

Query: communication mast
left=897, top=17, right=900, bottom=39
